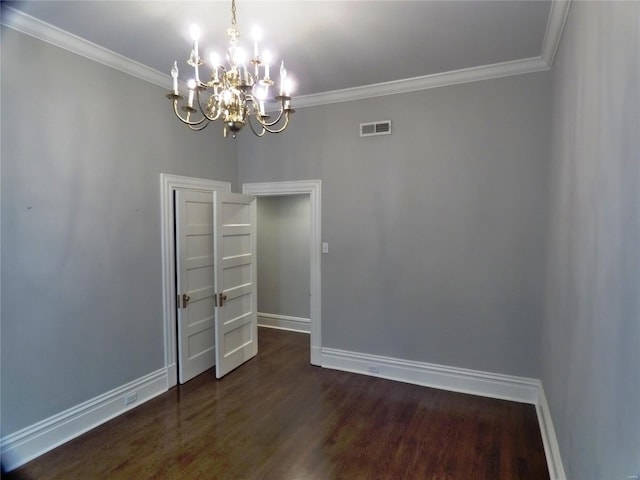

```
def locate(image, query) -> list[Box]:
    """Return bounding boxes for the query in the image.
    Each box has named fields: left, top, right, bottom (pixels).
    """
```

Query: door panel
left=176, top=190, right=216, bottom=383
left=214, top=192, right=258, bottom=378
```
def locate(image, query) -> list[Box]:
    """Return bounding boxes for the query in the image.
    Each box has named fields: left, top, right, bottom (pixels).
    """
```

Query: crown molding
left=294, top=56, right=549, bottom=108
left=1, top=1, right=570, bottom=108
left=295, top=0, right=571, bottom=109
left=1, top=6, right=170, bottom=90
left=541, top=0, right=572, bottom=66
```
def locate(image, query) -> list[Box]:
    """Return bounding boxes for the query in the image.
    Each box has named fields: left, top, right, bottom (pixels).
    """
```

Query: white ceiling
left=3, top=1, right=564, bottom=103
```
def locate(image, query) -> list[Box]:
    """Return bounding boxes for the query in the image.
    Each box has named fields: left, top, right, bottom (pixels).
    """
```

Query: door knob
left=214, top=293, right=228, bottom=307
left=182, top=293, right=191, bottom=308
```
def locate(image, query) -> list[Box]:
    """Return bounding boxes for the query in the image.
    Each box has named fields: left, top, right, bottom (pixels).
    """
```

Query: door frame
left=242, top=180, right=322, bottom=366
left=160, top=173, right=231, bottom=388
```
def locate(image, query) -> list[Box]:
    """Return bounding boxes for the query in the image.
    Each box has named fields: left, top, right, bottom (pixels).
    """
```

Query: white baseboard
left=166, top=362, right=177, bottom=389
left=310, top=346, right=322, bottom=366
left=1, top=368, right=168, bottom=471
left=320, top=347, right=565, bottom=479
left=258, top=312, right=310, bottom=334
left=536, top=384, right=567, bottom=480
left=321, top=347, right=539, bottom=403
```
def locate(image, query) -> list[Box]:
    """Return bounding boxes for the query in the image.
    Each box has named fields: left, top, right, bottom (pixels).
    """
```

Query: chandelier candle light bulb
left=252, top=26, right=262, bottom=57
left=255, top=87, right=266, bottom=116
left=190, top=24, right=201, bottom=82
left=171, top=61, right=179, bottom=94
left=187, top=79, right=196, bottom=108
left=210, top=52, right=220, bottom=82
left=165, top=0, right=295, bottom=138
left=279, top=61, right=287, bottom=95
left=283, top=78, right=293, bottom=109
left=262, top=50, right=272, bottom=80
left=190, top=24, right=200, bottom=54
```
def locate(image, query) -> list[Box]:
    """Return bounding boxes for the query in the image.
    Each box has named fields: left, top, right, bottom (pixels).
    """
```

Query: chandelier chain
left=231, top=0, right=237, bottom=28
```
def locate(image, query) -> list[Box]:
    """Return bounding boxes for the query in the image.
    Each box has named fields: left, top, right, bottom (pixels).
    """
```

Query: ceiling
left=3, top=1, right=563, bottom=104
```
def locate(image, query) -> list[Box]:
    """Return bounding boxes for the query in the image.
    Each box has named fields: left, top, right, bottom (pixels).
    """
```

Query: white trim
left=293, top=0, right=572, bottom=108
left=320, top=347, right=566, bottom=480
left=0, top=6, right=170, bottom=90
left=258, top=313, right=311, bottom=334
left=321, top=347, right=539, bottom=404
left=536, top=384, right=567, bottom=480
left=242, top=180, right=322, bottom=365
left=1, top=2, right=570, bottom=108
left=294, top=56, right=549, bottom=108
left=540, top=0, right=572, bottom=67
left=0, top=368, right=168, bottom=472
left=160, top=174, right=231, bottom=388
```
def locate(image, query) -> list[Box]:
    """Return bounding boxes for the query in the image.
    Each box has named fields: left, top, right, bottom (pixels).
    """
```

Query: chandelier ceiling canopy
left=166, top=0, right=295, bottom=138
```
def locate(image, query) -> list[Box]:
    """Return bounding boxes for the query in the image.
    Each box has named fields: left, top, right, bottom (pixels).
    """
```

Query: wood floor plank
left=5, top=328, right=549, bottom=479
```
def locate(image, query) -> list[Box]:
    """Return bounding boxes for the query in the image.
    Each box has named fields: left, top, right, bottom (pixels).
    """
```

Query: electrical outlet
left=368, top=364, right=380, bottom=374
left=124, top=392, right=137, bottom=405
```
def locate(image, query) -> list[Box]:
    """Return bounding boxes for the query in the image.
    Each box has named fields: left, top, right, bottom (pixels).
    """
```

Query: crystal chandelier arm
left=186, top=121, right=211, bottom=131
left=246, top=115, right=267, bottom=137
left=249, top=110, right=291, bottom=134
left=170, top=98, right=210, bottom=126
left=246, top=95, right=287, bottom=128
left=257, top=107, right=295, bottom=129
left=256, top=107, right=285, bottom=127
left=263, top=112, right=291, bottom=133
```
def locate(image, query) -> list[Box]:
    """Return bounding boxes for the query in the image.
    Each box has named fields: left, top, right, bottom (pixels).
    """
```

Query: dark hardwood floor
left=6, top=328, right=549, bottom=479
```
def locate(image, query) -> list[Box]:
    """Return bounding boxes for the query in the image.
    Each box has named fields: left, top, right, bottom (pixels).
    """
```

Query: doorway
left=256, top=194, right=311, bottom=333
left=243, top=180, right=322, bottom=366
left=160, top=174, right=231, bottom=388
left=161, top=175, right=322, bottom=388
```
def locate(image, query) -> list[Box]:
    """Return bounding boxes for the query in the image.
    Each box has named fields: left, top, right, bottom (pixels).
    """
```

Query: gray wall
left=542, top=2, right=640, bottom=479
left=0, top=28, right=237, bottom=435
left=10, top=7, right=640, bottom=477
left=238, top=72, right=551, bottom=377
left=257, top=195, right=310, bottom=318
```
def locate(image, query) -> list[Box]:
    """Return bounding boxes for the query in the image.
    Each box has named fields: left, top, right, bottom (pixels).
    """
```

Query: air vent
left=360, top=120, right=392, bottom=137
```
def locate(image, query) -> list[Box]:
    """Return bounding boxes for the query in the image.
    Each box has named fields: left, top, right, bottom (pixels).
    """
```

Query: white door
left=213, top=192, right=258, bottom=378
left=175, top=190, right=216, bottom=383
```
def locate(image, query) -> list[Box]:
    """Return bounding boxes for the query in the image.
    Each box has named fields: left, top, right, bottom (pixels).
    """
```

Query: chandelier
left=166, top=0, right=295, bottom=138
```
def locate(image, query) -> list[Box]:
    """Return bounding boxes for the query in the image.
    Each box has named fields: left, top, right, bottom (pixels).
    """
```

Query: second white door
left=214, top=192, right=258, bottom=378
